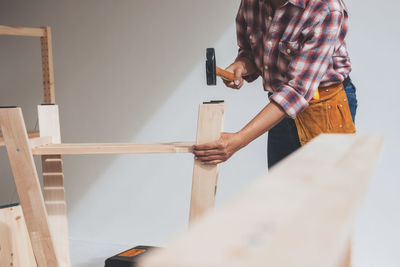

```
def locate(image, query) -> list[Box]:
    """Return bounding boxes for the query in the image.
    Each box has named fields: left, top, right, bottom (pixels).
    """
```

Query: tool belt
left=294, top=82, right=356, bottom=146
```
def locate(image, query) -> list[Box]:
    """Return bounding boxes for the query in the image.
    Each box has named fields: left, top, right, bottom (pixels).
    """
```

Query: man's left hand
left=192, top=132, right=243, bottom=165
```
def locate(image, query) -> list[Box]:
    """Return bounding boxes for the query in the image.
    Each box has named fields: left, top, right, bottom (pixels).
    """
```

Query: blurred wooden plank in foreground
left=139, top=134, right=384, bottom=267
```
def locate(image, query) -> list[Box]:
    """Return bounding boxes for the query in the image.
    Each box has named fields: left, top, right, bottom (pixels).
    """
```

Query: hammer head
left=206, top=48, right=216, bottom=85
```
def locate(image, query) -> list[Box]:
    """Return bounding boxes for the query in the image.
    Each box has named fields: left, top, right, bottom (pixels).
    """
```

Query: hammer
left=206, top=48, right=235, bottom=85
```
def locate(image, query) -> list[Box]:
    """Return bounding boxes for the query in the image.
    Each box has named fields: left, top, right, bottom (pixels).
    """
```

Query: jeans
left=267, top=78, right=358, bottom=169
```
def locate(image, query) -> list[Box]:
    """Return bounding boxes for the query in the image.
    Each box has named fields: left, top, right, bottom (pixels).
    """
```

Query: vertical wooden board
left=0, top=108, right=59, bottom=267
left=139, top=135, right=384, bottom=267
left=38, top=105, right=71, bottom=267
left=189, top=102, right=225, bottom=224
left=0, top=205, right=37, bottom=267
left=40, top=26, right=55, bottom=104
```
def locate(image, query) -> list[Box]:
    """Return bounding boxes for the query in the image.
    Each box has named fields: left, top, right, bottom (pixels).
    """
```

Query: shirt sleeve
left=235, top=0, right=261, bottom=83
left=270, top=11, right=344, bottom=118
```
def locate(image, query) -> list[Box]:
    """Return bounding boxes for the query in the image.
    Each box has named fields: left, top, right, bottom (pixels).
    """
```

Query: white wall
left=345, top=1, right=400, bottom=266
left=0, top=1, right=399, bottom=266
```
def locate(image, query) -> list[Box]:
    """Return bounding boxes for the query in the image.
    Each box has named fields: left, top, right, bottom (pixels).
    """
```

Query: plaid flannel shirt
left=236, top=0, right=352, bottom=118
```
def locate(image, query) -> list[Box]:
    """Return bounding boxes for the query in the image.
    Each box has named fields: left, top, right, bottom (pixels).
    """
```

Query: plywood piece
left=0, top=25, right=45, bottom=37
left=38, top=105, right=71, bottom=267
left=32, top=142, right=194, bottom=155
left=139, top=134, right=384, bottom=267
left=40, top=27, right=56, bottom=104
left=0, top=204, right=37, bottom=267
left=0, top=107, right=59, bottom=267
left=189, top=102, right=225, bottom=224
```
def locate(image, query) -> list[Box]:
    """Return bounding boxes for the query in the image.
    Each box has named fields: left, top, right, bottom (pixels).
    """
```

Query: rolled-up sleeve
left=270, top=11, right=344, bottom=118
left=235, top=0, right=260, bottom=83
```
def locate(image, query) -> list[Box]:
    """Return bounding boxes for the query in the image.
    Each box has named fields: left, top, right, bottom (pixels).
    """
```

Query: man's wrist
left=234, top=57, right=257, bottom=77
left=234, top=130, right=250, bottom=150
left=234, top=58, right=248, bottom=71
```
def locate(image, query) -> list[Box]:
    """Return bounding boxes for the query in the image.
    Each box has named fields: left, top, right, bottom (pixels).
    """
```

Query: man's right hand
left=223, top=61, right=245, bottom=90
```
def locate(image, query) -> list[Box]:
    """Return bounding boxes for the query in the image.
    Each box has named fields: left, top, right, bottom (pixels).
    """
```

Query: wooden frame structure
left=0, top=103, right=225, bottom=267
left=0, top=25, right=56, bottom=104
left=0, top=25, right=226, bottom=267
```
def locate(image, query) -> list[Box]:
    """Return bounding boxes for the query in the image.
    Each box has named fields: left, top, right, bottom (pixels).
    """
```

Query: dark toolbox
left=105, top=246, right=158, bottom=267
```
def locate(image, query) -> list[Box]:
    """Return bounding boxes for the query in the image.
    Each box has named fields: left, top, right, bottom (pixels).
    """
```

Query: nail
left=235, top=80, right=240, bottom=85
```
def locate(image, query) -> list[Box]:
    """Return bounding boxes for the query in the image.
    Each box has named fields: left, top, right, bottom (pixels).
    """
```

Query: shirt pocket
left=277, top=40, right=301, bottom=68
left=278, top=40, right=301, bottom=59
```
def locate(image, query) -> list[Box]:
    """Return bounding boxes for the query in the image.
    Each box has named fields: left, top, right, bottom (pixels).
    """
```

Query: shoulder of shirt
left=304, top=0, right=347, bottom=13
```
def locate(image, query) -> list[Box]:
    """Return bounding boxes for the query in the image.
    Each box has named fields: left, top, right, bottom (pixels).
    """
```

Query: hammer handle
left=216, top=66, right=235, bottom=82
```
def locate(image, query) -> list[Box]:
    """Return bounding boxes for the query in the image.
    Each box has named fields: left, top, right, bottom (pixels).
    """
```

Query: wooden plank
left=0, top=107, right=59, bottom=267
left=38, top=105, right=71, bottom=267
left=139, top=134, right=384, bottom=267
left=0, top=204, right=37, bottom=267
left=0, top=131, right=40, bottom=147
left=0, top=25, right=45, bottom=37
left=189, top=102, right=225, bottom=224
left=40, top=27, right=56, bottom=104
left=32, top=142, right=194, bottom=155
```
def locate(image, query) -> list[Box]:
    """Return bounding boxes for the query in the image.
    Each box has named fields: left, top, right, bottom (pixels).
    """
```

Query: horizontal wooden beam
left=0, top=25, right=46, bottom=37
left=139, top=134, right=384, bottom=267
left=31, top=142, right=195, bottom=155
left=0, top=131, right=40, bottom=147
left=29, top=136, right=53, bottom=148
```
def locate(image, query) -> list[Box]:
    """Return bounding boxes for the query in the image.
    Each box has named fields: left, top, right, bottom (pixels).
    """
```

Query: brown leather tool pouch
left=294, top=83, right=356, bottom=146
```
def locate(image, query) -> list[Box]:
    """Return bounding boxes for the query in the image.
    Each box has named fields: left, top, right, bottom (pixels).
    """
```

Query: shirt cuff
left=269, top=84, right=309, bottom=119
left=236, top=50, right=260, bottom=83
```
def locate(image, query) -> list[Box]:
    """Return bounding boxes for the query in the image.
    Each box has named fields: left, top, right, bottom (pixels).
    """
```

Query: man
left=193, top=0, right=357, bottom=168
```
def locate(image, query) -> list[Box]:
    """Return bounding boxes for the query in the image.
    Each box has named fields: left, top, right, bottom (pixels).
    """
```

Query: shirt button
left=267, top=41, right=273, bottom=47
